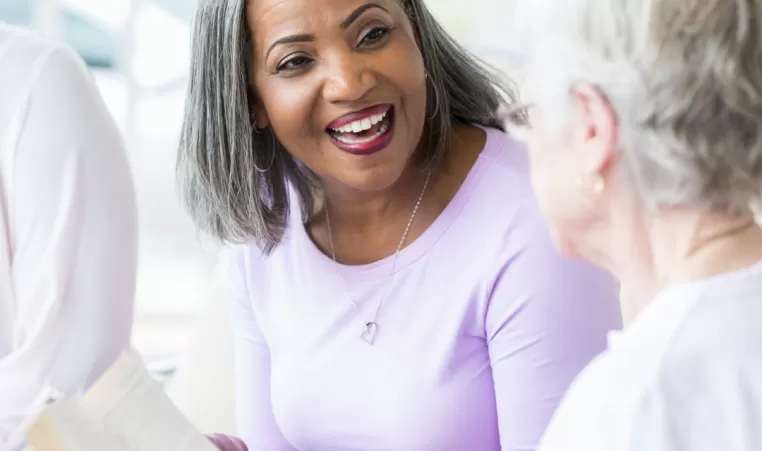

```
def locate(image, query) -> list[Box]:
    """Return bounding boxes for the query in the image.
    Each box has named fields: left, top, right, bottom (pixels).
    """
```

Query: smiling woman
left=177, top=1, right=622, bottom=450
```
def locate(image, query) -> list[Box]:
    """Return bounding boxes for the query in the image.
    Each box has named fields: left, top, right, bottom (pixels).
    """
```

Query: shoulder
left=0, top=26, right=108, bottom=149
left=0, top=25, right=88, bottom=94
left=219, top=240, right=278, bottom=298
left=644, top=292, right=762, bottom=446
left=655, top=285, right=762, bottom=397
left=553, top=289, right=762, bottom=451
left=460, top=126, right=570, bottom=262
left=479, top=126, right=532, bottom=178
left=0, top=25, right=62, bottom=67
left=627, top=339, right=762, bottom=451
left=454, top=126, right=544, bottom=255
left=469, top=126, right=536, bottom=214
left=220, top=241, right=264, bottom=276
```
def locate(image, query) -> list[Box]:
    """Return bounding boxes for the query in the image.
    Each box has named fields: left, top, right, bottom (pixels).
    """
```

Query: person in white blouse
left=0, top=25, right=137, bottom=449
left=503, top=0, right=762, bottom=450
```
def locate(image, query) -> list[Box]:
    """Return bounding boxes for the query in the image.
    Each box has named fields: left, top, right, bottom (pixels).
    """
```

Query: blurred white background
left=1, top=1, right=524, bottom=428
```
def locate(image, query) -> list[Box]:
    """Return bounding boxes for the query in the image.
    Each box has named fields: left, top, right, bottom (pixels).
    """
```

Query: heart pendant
left=360, top=321, right=379, bottom=345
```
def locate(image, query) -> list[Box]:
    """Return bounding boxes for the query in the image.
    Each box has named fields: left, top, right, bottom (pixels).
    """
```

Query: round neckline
left=294, top=126, right=502, bottom=281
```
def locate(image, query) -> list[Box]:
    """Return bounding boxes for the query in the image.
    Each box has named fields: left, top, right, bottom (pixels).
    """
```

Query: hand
left=207, top=433, right=249, bottom=451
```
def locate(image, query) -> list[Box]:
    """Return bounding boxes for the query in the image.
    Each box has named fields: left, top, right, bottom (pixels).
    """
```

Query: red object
left=207, top=433, right=249, bottom=451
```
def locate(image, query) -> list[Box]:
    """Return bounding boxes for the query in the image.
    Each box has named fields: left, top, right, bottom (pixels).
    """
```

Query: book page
left=79, top=352, right=218, bottom=451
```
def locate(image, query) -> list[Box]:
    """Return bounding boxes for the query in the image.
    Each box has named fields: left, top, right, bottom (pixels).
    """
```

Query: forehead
left=248, top=0, right=400, bottom=40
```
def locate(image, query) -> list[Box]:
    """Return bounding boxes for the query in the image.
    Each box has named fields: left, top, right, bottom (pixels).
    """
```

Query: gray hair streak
left=520, top=0, right=762, bottom=222
left=177, top=0, right=516, bottom=252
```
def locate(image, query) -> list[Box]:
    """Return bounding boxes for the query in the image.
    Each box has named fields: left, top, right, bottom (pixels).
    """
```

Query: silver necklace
left=325, top=169, right=432, bottom=345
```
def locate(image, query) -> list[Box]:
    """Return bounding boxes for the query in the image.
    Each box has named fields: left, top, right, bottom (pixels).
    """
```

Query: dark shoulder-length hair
left=177, top=0, right=516, bottom=253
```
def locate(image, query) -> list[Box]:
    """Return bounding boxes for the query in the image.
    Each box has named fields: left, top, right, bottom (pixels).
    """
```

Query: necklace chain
left=325, top=169, right=432, bottom=344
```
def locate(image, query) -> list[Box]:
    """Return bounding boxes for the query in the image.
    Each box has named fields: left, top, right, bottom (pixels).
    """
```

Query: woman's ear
left=249, top=87, right=270, bottom=130
left=570, top=83, right=618, bottom=175
left=252, top=105, right=270, bottom=130
left=246, top=79, right=270, bottom=129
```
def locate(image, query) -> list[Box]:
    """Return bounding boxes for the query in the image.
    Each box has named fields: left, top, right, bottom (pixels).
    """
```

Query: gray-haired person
left=179, top=0, right=621, bottom=450
left=503, top=0, right=762, bottom=449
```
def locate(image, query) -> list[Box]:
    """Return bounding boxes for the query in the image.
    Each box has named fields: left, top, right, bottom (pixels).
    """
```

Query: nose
left=322, top=53, right=378, bottom=103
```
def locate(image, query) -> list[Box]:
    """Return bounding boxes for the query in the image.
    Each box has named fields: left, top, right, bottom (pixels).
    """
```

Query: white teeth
left=330, top=111, right=388, bottom=134
left=333, top=122, right=389, bottom=144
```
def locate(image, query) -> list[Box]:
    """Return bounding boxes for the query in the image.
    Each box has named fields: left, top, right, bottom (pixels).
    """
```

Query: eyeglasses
left=499, top=103, right=533, bottom=143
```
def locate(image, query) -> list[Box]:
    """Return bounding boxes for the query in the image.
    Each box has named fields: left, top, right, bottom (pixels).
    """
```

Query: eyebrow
left=264, top=3, right=390, bottom=61
left=265, top=34, right=315, bottom=61
left=340, top=3, right=389, bottom=29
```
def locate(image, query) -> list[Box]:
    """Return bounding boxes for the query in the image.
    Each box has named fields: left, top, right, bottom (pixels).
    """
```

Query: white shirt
left=0, top=25, right=137, bottom=449
left=538, top=258, right=762, bottom=451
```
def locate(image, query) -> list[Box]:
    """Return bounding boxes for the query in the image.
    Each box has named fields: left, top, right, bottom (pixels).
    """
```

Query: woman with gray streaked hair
left=180, top=0, right=621, bottom=450
left=503, top=0, right=762, bottom=449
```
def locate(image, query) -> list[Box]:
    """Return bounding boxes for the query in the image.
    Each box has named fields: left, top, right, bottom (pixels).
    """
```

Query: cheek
left=526, top=136, right=581, bottom=255
left=256, top=77, right=321, bottom=155
left=527, top=135, right=561, bottom=211
left=526, top=131, right=579, bottom=224
left=375, top=35, right=427, bottom=130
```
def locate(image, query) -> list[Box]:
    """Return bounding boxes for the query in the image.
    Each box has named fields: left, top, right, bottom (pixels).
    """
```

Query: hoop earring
left=425, top=69, right=440, bottom=120
left=253, top=129, right=276, bottom=173
left=254, top=146, right=276, bottom=173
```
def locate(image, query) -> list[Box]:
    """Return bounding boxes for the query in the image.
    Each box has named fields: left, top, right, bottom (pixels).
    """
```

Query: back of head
left=521, top=0, right=762, bottom=222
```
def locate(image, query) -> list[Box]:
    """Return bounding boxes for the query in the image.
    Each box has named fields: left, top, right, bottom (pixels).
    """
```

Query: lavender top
left=221, top=127, right=622, bottom=451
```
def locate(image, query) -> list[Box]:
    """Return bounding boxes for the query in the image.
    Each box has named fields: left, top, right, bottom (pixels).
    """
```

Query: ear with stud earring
left=575, top=173, right=605, bottom=195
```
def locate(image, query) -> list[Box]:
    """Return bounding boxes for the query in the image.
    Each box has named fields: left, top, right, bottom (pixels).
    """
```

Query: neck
left=651, top=210, right=762, bottom=283
left=605, top=208, right=762, bottom=321
left=320, top=162, right=431, bottom=231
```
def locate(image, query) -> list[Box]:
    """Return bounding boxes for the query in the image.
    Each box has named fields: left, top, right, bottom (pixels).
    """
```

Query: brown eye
left=359, top=26, right=391, bottom=47
left=277, top=55, right=313, bottom=72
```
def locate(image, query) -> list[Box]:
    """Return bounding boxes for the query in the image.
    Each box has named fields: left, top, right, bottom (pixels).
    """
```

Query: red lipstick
left=326, top=104, right=395, bottom=156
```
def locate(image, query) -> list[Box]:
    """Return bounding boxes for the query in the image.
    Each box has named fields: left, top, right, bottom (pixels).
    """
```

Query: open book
left=23, top=352, right=218, bottom=451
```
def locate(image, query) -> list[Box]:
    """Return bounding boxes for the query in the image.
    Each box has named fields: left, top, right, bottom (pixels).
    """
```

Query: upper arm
left=485, top=202, right=621, bottom=451
left=220, top=248, right=295, bottom=451
left=0, top=44, right=137, bottom=442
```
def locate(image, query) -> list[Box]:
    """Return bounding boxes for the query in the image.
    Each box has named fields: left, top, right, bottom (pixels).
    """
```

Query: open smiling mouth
left=326, top=105, right=395, bottom=156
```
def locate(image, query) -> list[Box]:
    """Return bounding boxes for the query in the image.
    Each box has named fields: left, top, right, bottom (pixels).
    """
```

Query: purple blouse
left=219, top=127, right=622, bottom=450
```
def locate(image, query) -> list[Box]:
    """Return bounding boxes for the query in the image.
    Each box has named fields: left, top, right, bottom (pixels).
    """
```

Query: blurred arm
left=0, top=44, right=138, bottom=446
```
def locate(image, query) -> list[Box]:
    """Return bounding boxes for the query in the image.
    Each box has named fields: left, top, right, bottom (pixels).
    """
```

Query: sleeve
left=219, top=247, right=296, bottom=451
left=626, top=391, right=727, bottom=451
left=484, top=201, right=622, bottom=451
left=625, top=339, right=762, bottom=451
left=0, top=45, right=138, bottom=444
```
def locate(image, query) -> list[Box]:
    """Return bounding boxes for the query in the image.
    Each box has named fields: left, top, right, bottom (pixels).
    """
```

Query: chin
left=331, top=148, right=413, bottom=193
left=341, top=166, right=405, bottom=192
